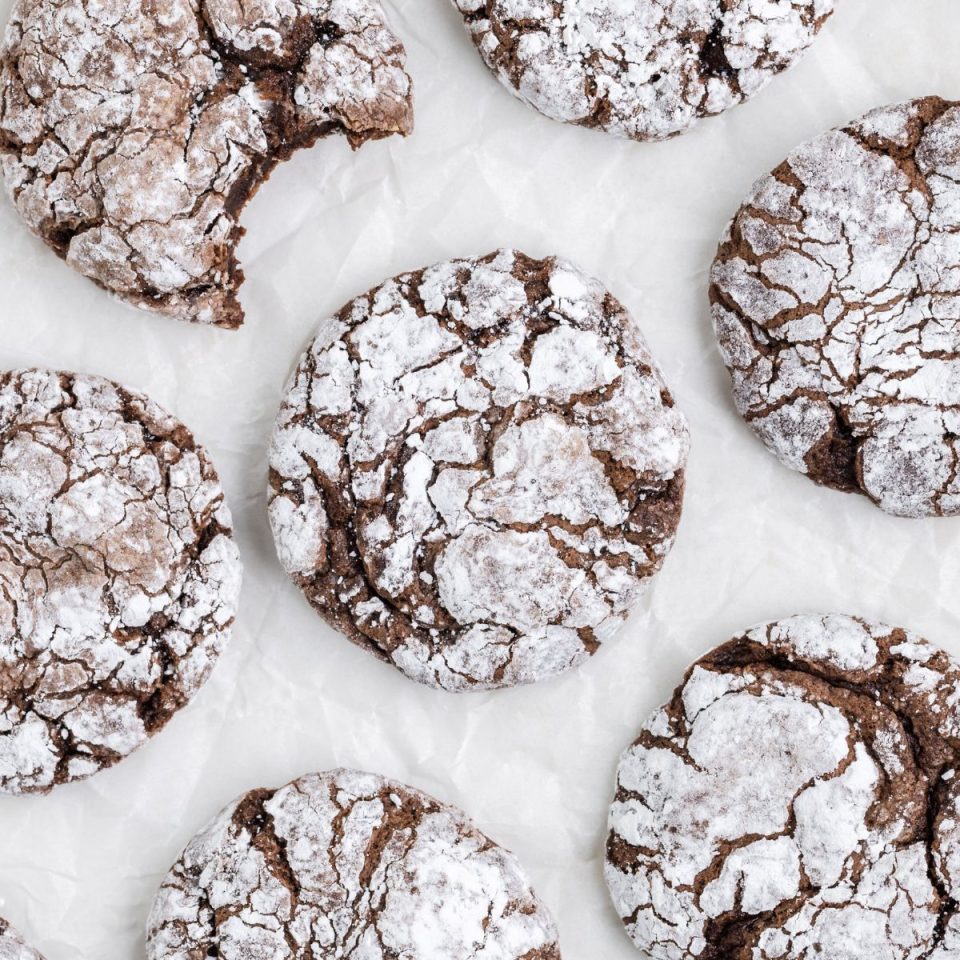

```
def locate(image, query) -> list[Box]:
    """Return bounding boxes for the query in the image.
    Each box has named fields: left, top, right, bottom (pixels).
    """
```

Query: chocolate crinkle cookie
left=605, top=613, right=960, bottom=960
left=712, top=97, right=960, bottom=518
left=146, top=768, right=562, bottom=959
left=0, top=0, right=413, bottom=327
left=0, top=919, right=44, bottom=960
left=0, top=369, right=242, bottom=794
left=451, top=0, right=834, bottom=141
left=268, top=249, right=689, bottom=691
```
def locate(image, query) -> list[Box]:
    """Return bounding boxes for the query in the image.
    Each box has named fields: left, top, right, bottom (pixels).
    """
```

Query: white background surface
left=0, top=1, right=959, bottom=957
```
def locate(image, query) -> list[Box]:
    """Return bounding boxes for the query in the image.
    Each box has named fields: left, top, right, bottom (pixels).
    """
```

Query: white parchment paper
left=0, top=1, right=959, bottom=957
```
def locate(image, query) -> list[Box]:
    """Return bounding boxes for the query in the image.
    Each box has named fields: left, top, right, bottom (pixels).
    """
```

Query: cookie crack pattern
left=450, top=0, right=834, bottom=141
left=0, top=369, right=242, bottom=794
left=0, top=918, right=46, bottom=960
left=268, top=249, right=689, bottom=690
left=711, top=97, right=960, bottom=517
left=0, top=0, right=413, bottom=327
left=146, top=768, right=563, bottom=959
left=605, top=614, right=960, bottom=960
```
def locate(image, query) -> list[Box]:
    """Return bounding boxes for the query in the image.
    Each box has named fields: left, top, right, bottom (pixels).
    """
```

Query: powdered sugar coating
left=0, top=369, right=242, bottom=794
left=268, top=249, right=689, bottom=691
left=0, top=0, right=412, bottom=327
left=146, top=768, right=561, bottom=959
left=451, top=0, right=834, bottom=141
left=605, top=614, right=960, bottom=959
left=712, top=97, right=960, bottom=517
left=0, top=919, right=44, bottom=960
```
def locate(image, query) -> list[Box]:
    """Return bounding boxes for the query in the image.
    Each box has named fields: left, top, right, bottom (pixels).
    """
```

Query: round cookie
left=0, top=920, right=44, bottom=960
left=146, top=767, right=562, bottom=959
left=605, top=613, right=960, bottom=959
left=0, top=369, right=242, bottom=794
left=451, top=0, right=834, bottom=141
left=711, top=97, right=960, bottom=518
left=0, top=0, right=413, bottom=327
left=268, top=249, right=689, bottom=691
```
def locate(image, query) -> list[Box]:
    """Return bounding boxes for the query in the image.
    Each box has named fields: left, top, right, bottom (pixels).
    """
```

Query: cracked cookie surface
left=268, top=249, right=689, bottom=691
left=0, top=0, right=413, bottom=327
left=146, top=767, right=562, bottom=959
left=451, top=0, right=833, bottom=141
left=605, top=613, right=960, bottom=959
left=0, top=369, right=242, bottom=794
left=712, top=97, right=960, bottom=517
left=0, top=919, right=44, bottom=960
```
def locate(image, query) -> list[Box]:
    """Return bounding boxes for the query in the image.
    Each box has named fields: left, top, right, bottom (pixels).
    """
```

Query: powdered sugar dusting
left=268, top=249, right=689, bottom=690
left=606, top=614, right=960, bottom=959
left=0, top=919, right=44, bottom=960
left=146, top=768, right=561, bottom=959
left=0, top=369, right=242, bottom=794
left=712, top=97, right=960, bottom=517
left=0, top=0, right=413, bottom=327
left=452, top=0, right=834, bottom=141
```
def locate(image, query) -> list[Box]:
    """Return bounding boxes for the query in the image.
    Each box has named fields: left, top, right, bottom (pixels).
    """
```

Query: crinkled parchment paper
left=0, top=1, right=959, bottom=956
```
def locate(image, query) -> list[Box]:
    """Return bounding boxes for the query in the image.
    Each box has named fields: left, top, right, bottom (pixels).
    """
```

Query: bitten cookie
left=0, top=0, right=413, bottom=327
left=0, top=369, right=242, bottom=794
left=451, top=0, right=834, bottom=141
left=146, top=768, right=562, bottom=959
left=268, top=249, right=689, bottom=691
left=605, top=614, right=960, bottom=959
left=0, top=919, right=44, bottom=960
left=712, top=97, right=960, bottom=518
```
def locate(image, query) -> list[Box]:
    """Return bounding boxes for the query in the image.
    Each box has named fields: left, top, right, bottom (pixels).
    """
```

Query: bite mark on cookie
left=0, top=0, right=413, bottom=326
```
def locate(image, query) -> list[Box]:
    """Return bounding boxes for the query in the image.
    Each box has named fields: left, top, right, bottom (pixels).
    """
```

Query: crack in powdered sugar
left=146, top=768, right=562, bottom=959
left=0, top=369, right=242, bottom=794
left=0, top=0, right=413, bottom=327
left=605, top=613, right=960, bottom=960
left=268, top=249, right=689, bottom=691
left=451, top=0, right=834, bottom=141
left=0, top=919, right=44, bottom=960
left=712, top=97, right=960, bottom=517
